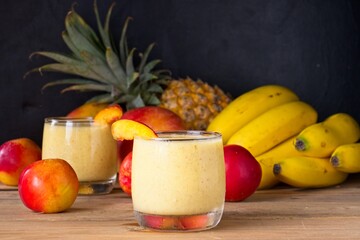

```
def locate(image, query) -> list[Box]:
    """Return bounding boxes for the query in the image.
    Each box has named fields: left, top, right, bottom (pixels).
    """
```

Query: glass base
left=78, top=178, right=116, bottom=195
left=134, top=209, right=223, bottom=232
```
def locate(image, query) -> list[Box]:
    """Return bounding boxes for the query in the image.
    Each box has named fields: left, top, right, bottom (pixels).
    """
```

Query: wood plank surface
left=1, top=174, right=360, bottom=240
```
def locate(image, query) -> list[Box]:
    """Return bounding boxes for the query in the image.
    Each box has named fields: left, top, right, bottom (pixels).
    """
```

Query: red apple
left=118, top=106, right=186, bottom=160
left=0, top=138, right=41, bottom=186
left=119, top=151, right=132, bottom=196
left=18, top=159, right=79, bottom=213
left=224, top=144, right=262, bottom=202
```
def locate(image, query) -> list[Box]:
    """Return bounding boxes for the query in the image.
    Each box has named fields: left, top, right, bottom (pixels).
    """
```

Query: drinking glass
left=42, top=117, right=118, bottom=195
left=132, top=131, right=225, bottom=231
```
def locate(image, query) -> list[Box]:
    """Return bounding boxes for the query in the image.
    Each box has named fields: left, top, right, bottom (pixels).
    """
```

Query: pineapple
left=160, top=77, right=231, bottom=130
left=27, top=1, right=231, bottom=130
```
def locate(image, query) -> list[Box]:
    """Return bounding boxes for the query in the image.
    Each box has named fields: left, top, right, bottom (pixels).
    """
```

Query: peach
left=117, top=140, right=133, bottom=162
left=18, top=159, right=79, bottom=213
left=94, top=104, right=123, bottom=125
left=0, top=138, right=41, bottom=186
left=111, top=119, right=157, bottom=141
left=67, top=102, right=108, bottom=118
left=118, top=106, right=185, bottom=160
left=119, top=151, right=132, bottom=196
left=120, top=106, right=185, bottom=131
left=224, top=144, right=262, bottom=202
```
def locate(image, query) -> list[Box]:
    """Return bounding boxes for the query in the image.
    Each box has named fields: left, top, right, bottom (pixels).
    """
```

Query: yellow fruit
left=330, top=143, right=360, bottom=173
left=93, top=104, right=123, bottom=125
left=111, top=119, right=157, bottom=141
left=66, top=102, right=108, bottom=118
left=273, top=156, right=348, bottom=188
left=256, top=136, right=307, bottom=190
left=294, top=113, right=360, bottom=158
left=207, top=85, right=299, bottom=143
left=257, top=160, right=279, bottom=190
left=160, top=77, right=232, bottom=130
left=227, top=101, right=317, bottom=156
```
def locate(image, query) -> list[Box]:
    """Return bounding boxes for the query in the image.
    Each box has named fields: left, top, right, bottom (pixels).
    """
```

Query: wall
left=0, top=0, right=359, bottom=145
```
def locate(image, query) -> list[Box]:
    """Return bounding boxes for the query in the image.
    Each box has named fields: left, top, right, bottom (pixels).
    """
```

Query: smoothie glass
left=132, top=131, right=225, bottom=231
left=42, top=117, right=118, bottom=195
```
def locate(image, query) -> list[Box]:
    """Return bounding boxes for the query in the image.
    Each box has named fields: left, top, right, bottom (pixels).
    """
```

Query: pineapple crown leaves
left=25, top=0, right=171, bottom=110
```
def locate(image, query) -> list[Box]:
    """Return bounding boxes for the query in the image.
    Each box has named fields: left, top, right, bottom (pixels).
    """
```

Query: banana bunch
left=207, top=84, right=360, bottom=190
left=207, top=85, right=300, bottom=143
left=227, top=101, right=317, bottom=156
left=271, top=113, right=360, bottom=189
left=273, top=156, right=349, bottom=188
left=207, top=84, right=317, bottom=189
left=330, top=143, right=360, bottom=173
left=207, top=84, right=317, bottom=155
left=256, top=136, right=307, bottom=190
left=294, top=113, right=360, bottom=157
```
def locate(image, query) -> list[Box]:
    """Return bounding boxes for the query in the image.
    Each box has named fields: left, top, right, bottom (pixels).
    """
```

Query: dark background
left=0, top=0, right=359, bottom=146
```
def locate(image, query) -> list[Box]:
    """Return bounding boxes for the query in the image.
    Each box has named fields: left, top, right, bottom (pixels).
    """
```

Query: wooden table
left=1, top=174, right=360, bottom=240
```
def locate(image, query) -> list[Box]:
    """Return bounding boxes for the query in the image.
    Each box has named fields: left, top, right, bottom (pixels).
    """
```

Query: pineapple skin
left=159, top=77, right=232, bottom=130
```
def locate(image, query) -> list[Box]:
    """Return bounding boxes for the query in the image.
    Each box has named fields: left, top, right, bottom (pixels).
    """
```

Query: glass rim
left=44, top=117, right=94, bottom=125
left=135, top=130, right=222, bottom=141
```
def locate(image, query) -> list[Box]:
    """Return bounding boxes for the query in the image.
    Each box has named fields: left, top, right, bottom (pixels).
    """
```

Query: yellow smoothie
left=132, top=132, right=225, bottom=216
left=42, top=118, right=118, bottom=182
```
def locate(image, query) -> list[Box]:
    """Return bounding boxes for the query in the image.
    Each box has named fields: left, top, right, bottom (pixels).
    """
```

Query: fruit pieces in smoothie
left=143, top=214, right=209, bottom=231
left=143, top=215, right=178, bottom=230
left=179, top=215, right=209, bottom=230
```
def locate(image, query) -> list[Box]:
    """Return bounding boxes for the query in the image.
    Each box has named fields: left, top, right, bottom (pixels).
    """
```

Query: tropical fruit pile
left=23, top=1, right=360, bottom=193
left=207, top=85, right=360, bottom=190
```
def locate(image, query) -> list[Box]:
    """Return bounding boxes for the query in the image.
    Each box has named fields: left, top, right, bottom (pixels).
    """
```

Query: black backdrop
left=1, top=0, right=359, bottom=146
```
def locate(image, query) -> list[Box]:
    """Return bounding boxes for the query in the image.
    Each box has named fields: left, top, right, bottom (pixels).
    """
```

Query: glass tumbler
left=42, top=117, right=118, bottom=195
left=132, top=131, right=225, bottom=231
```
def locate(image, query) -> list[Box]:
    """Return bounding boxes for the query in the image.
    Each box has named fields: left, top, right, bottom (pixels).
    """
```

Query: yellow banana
left=330, top=143, right=360, bottom=173
left=227, top=101, right=317, bottom=156
left=207, top=85, right=299, bottom=143
left=256, top=136, right=307, bottom=190
left=294, top=113, right=360, bottom=158
left=273, top=156, right=348, bottom=188
left=257, top=136, right=307, bottom=159
left=257, top=159, right=279, bottom=190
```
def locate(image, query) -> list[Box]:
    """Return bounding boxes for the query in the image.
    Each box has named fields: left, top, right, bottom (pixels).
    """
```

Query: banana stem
left=330, top=156, right=340, bottom=167
left=273, top=164, right=281, bottom=175
left=294, top=138, right=306, bottom=151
